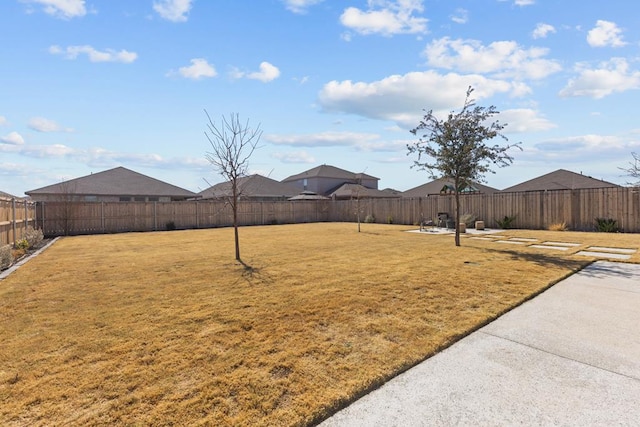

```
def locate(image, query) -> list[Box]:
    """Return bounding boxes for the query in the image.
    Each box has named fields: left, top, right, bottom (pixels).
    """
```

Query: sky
left=2, top=0, right=640, bottom=197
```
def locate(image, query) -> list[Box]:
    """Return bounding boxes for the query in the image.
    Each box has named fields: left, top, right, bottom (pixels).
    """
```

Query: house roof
left=402, top=178, right=499, bottom=198
left=288, top=191, right=330, bottom=201
left=502, top=169, right=620, bottom=192
left=197, top=174, right=299, bottom=199
left=0, top=190, right=18, bottom=200
left=329, top=183, right=401, bottom=199
left=282, top=164, right=379, bottom=182
left=25, top=166, right=196, bottom=198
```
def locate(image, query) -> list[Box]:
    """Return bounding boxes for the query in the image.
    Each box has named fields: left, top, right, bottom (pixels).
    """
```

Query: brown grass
left=1, top=223, right=638, bottom=426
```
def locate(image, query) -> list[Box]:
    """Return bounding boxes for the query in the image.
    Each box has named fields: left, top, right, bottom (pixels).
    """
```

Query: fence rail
left=35, top=187, right=640, bottom=237
left=0, top=198, right=37, bottom=246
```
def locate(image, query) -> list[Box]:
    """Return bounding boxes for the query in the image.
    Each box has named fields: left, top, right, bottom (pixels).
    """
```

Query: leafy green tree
left=408, top=86, right=520, bottom=246
left=205, top=112, right=262, bottom=262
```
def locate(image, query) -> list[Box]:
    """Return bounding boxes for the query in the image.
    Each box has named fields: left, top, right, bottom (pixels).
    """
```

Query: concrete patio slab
left=529, top=244, right=570, bottom=251
left=542, top=241, right=581, bottom=247
left=319, top=261, right=640, bottom=426
left=587, top=246, right=637, bottom=254
left=575, top=251, right=631, bottom=260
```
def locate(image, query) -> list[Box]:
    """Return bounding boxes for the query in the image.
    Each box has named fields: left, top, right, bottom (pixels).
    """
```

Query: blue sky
left=2, top=0, right=640, bottom=196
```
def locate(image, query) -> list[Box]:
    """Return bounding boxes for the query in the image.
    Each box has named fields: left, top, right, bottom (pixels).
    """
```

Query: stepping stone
left=530, top=245, right=570, bottom=251
left=508, top=238, right=538, bottom=242
left=470, top=237, right=496, bottom=241
left=575, top=251, right=631, bottom=260
left=497, top=240, right=526, bottom=245
left=542, top=241, right=581, bottom=247
left=586, top=246, right=636, bottom=254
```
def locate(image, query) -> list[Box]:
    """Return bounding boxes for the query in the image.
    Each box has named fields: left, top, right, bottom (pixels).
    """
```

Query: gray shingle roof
left=197, top=174, right=299, bottom=199
left=329, top=183, right=401, bottom=199
left=502, top=169, right=620, bottom=192
left=26, top=166, right=195, bottom=198
left=402, top=178, right=499, bottom=198
left=282, top=164, right=379, bottom=182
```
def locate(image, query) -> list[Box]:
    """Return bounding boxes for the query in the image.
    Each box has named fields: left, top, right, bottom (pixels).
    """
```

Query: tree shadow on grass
left=481, top=246, right=587, bottom=271
left=235, top=259, right=274, bottom=286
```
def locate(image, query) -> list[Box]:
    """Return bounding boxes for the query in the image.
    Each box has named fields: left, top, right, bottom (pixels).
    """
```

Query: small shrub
left=0, top=244, right=13, bottom=270
left=548, top=222, right=568, bottom=231
left=595, top=218, right=618, bottom=232
left=386, top=215, right=394, bottom=224
left=15, top=238, right=30, bottom=250
left=460, top=213, right=477, bottom=227
left=495, top=215, right=516, bottom=229
left=24, top=227, right=44, bottom=248
left=364, top=215, right=375, bottom=223
left=166, top=221, right=177, bottom=231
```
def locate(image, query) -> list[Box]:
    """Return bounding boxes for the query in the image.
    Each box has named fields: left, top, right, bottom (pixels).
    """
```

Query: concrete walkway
left=319, top=261, right=640, bottom=426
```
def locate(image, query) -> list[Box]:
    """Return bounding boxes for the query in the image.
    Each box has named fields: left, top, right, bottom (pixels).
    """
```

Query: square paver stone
left=530, top=245, right=570, bottom=251
left=575, top=251, right=631, bottom=260
left=587, top=246, right=637, bottom=254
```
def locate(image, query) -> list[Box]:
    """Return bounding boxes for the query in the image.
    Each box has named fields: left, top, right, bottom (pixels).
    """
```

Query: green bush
left=364, top=214, right=375, bottom=223
left=0, top=244, right=13, bottom=270
left=386, top=215, right=394, bottom=224
left=595, top=218, right=619, bottom=232
left=15, top=239, right=29, bottom=250
left=166, top=221, right=177, bottom=231
left=495, top=215, right=516, bottom=229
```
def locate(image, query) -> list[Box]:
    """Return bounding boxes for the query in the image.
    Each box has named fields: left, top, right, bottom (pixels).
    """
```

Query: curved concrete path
left=319, top=261, right=640, bottom=426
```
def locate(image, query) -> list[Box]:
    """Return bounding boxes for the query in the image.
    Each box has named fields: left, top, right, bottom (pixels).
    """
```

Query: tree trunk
left=232, top=181, right=241, bottom=261
left=454, top=186, right=461, bottom=247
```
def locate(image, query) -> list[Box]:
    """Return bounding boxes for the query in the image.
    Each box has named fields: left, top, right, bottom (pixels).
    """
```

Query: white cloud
left=268, top=131, right=412, bottom=152
left=532, top=135, right=630, bottom=158
left=0, top=132, right=26, bottom=145
left=514, top=0, right=534, bottom=5
left=587, top=20, right=626, bottom=47
left=28, top=117, right=74, bottom=133
left=450, top=8, right=468, bottom=24
left=340, top=0, right=428, bottom=36
left=499, top=109, right=557, bottom=133
left=318, top=70, right=528, bottom=128
left=153, top=0, right=193, bottom=22
left=49, top=45, right=137, bottom=63
left=232, top=62, right=281, bottom=82
left=20, top=143, right=74, bottom=158
left=559, top=58, right=640, bottom=99
left=281, top=0, right=324, bottom=14
left=174, top=58, right=217, bottom=80
left=271, top=151, right=316, bottom=163
left=0, top=116, right=7, bottom=126
left=532, top=23, right=555, bottom=39
left=424, top=37, right=562, bottom=80
left=21, top=0, right=86, bottom=19
left=248, top=62, right=281, bottom=82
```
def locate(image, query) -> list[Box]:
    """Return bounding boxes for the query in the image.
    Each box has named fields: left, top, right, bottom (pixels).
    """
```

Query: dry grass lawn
left=1, top=223, right=638, bottom=426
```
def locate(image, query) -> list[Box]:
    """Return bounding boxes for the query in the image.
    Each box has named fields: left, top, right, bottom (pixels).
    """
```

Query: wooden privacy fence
left=0, top=198, right=37, bottom=246
left=334, top=187, right=640, bottom=232
left=37, top=199, right=332, bottom=236
left=36, top=187, right=640, bottom=236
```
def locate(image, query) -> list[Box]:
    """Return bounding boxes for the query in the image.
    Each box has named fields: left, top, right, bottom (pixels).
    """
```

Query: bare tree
left=620, top=152, right=640, bottom=187
left=205, top=112, right=262, bottom=262
left=408, top=86, right=520, bottom=246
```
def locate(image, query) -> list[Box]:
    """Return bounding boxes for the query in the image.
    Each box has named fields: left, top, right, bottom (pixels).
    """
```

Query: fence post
left=154, top=202, right=157, bottom=231
left=11, top=198, right=17, bottom=245
left=24, top=199, right=28, bottom=231
left=101, top=202, right=105, bottom=233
